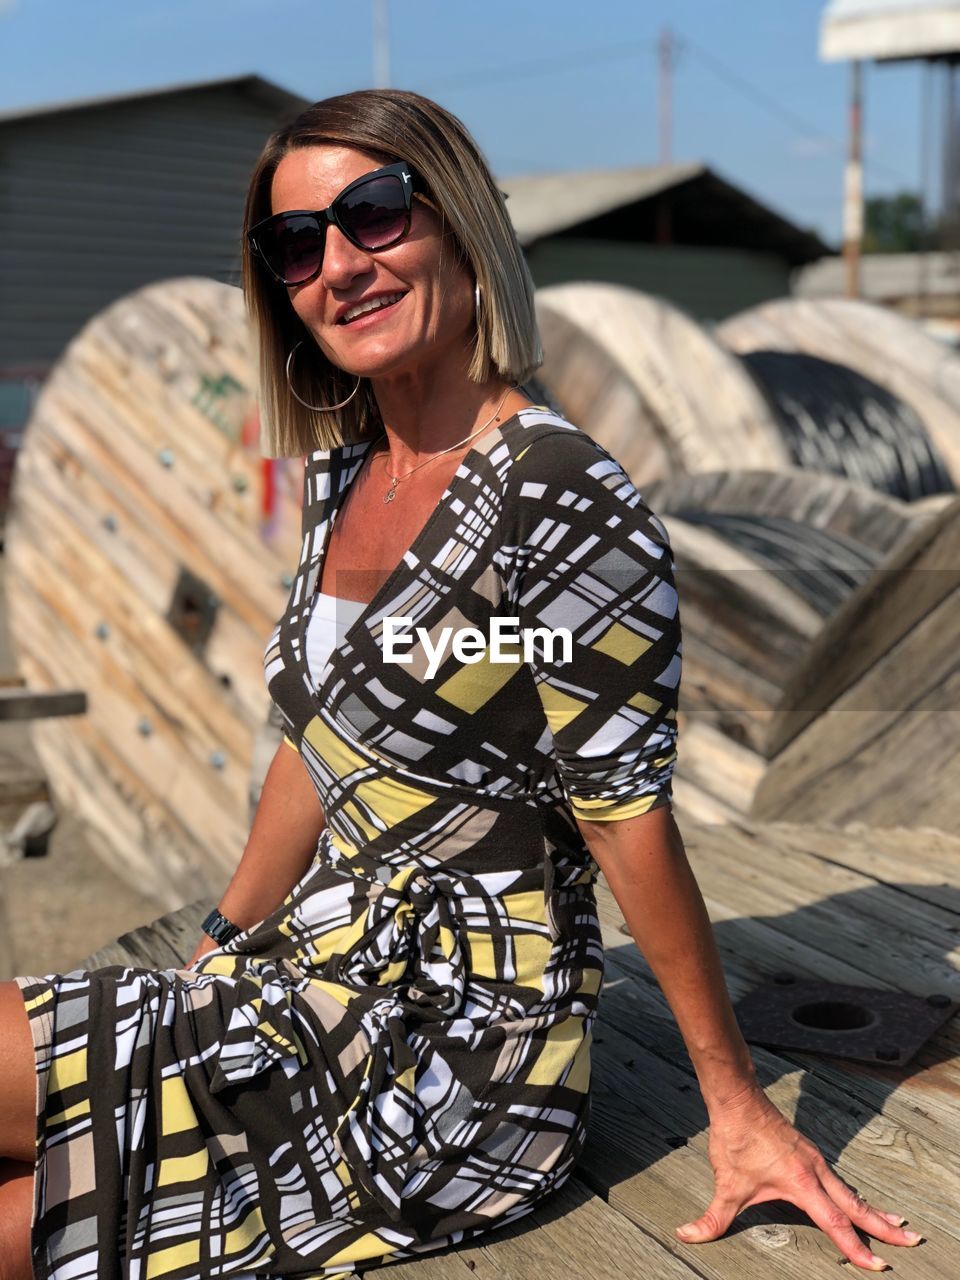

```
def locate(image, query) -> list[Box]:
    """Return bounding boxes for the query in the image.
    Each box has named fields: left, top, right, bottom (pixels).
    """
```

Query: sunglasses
left=247, top=161, right=428, bottom=287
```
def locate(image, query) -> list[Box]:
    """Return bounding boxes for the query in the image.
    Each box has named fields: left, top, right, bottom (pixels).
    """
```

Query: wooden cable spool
left=719, top=298, right=959, bottom=499
left=752, top=492, right=960, bottom=831
left=4, top=278, right=304, bottom=907
left=648, top=466, right=924, bottom=617
left=534, top=282, right=789, bottom=487
left=644, top=469, right=928, bottom=822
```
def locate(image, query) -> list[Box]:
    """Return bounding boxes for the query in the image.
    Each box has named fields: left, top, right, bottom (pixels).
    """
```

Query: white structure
left=821, top=0, right=960, bottom=61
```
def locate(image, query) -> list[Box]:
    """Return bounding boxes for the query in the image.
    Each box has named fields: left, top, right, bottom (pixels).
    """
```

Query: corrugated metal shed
left=821, top=0, right=960, bottom=61
left=0, top=75, right=308, bottom=372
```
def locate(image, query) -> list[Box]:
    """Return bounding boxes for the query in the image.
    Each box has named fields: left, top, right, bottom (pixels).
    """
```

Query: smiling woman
left=0, top=87, right=921, bottom=1280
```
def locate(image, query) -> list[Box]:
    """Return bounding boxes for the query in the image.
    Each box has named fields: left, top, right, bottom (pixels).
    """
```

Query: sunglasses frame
left=247, top=160, right=427, bottom=287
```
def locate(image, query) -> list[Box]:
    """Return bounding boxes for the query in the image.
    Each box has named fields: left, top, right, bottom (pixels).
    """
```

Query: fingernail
left=676, top=1226, right=694, bottom=1240
left=868, top=1257, right=891, bottom=1271
left=903, top=1231, right=924, bottom=1245
left=881, top=1212, right=906, bottom=1226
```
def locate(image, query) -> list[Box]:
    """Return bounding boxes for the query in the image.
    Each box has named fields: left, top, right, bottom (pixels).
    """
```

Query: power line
left=423, top=39, right=655, bottom=90
left=417, top=29, right=918, bottom=192
left=681, top=33, right=917, bottom=190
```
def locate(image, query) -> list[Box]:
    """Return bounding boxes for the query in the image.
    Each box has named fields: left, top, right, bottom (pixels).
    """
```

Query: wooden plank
left=0, top=688, right=86, bottom=720
left=464, top=1175, right=699, bottom=1280
left=594, top=816, right=960, bottom=1148
left=586, top=1001, right=954, bottom=1270
left=679, top=821, right=960, bottom=1004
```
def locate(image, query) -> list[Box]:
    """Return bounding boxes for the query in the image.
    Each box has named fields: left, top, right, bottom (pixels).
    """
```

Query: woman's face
left=270, top=145, right=476, bottom=383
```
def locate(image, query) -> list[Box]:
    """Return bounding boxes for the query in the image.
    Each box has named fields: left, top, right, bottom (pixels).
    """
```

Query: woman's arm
left=579, top=802, right=921, bottom=1271
left=580, top=802, right=757, bottom=1110
left=187, top=739, right=326, bottom=964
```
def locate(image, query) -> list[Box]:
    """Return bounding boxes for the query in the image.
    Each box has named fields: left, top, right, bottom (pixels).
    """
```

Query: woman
left=0, top=89, right=921, bottom=1279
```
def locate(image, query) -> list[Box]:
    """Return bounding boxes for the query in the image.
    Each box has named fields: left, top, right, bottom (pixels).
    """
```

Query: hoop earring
left=285, top=342, right=361, bottom=412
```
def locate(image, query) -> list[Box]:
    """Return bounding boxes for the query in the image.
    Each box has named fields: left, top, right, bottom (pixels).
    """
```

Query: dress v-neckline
left=299, top=410, right=525, bottom=698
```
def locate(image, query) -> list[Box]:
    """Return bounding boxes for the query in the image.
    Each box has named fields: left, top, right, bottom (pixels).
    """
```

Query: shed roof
left=501, top=163, right=830, bottom=265
left=500, top=163, right=703, bottom=242
left=821, top=0, right=960, bottom=61
left=0, top=74, right=309, bottom=125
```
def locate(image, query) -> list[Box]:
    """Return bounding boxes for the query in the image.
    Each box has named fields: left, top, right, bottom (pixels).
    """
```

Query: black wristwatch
left=201, top=907, right=242, bottom=945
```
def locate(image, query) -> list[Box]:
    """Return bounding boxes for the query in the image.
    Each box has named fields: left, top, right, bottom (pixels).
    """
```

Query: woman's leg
left=0, top=983, right=38, bottom=1164
left=0, top=1160, right=33, bottom=1280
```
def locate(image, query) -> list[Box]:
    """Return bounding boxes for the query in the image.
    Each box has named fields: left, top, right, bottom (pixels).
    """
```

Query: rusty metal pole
left=659, top=25, right=673, bottom=166
left=844, top=59, right=864, bottom=298
left=657, top=26, right=675, bottom=245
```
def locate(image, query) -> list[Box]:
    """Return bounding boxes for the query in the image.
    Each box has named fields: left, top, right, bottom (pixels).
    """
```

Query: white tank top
left=306, top=591, right=367, bottom=685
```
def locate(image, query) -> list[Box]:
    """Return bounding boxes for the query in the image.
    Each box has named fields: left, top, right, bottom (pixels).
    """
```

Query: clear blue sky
left=0, top=0, right=930, bottom=245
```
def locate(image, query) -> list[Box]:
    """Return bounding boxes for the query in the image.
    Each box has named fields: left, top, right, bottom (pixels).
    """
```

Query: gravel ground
left=0, top=551, right=164, bottom=981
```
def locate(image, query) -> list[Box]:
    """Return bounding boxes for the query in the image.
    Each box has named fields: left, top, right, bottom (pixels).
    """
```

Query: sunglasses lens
left=258, top=215, right=325, bottom=284
left=338, top=175, right=409, bottom=249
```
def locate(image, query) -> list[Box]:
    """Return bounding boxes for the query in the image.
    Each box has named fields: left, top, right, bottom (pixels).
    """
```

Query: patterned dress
left=14, top=407, right=682, bottom=1280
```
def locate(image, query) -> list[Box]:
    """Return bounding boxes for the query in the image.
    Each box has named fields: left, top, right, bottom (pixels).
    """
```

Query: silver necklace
left=374, top=386, right=517, bottom=504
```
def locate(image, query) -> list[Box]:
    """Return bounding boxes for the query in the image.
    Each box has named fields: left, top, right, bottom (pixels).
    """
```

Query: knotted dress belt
left=210, top=832, right=559, bottom=1222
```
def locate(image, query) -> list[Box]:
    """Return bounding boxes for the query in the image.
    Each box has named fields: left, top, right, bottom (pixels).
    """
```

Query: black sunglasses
left=247, top=161, right=428, bottom=287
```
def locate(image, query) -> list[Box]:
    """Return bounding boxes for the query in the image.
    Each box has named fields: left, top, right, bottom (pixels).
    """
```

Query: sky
left=0, top=0, right=936, bottom=246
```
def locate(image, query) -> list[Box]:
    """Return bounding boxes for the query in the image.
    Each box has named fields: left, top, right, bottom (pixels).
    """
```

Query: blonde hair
left=241, top=89, right=543, bottom=458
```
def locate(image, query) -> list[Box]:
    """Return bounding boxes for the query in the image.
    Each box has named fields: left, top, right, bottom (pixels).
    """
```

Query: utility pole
left=943, top=63, right=960, bottom=250
left=657, top=26, right=677, bottom=245
left=373, top=0, right=390, bottom=89
left=658, top=26, right=674, bottom=167
left=843, top=60, right=863, bottom=298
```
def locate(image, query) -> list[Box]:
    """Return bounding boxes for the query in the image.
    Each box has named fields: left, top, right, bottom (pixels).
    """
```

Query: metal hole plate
left=733, top=978, right=958, bottom=1066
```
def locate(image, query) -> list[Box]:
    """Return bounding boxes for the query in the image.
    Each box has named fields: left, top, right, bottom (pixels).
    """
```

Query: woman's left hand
left=185, top=934, right=220, bottom=969
left=675, top=1083, right=924, bottom=1271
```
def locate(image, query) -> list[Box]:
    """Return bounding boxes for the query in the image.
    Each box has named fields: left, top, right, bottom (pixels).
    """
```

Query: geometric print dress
left=14, top=406, right=682, bottom=1280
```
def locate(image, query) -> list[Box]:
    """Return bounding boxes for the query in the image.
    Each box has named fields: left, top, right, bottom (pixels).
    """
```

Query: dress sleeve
left=503, top=431, right=681, bottom=822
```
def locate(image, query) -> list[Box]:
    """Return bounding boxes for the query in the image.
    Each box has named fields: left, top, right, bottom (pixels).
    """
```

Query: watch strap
left=201, top=907, right=242, bottom=945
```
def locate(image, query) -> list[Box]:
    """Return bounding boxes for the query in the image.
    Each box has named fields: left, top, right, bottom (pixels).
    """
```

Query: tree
left=862, top=191, right=930, bottom=254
